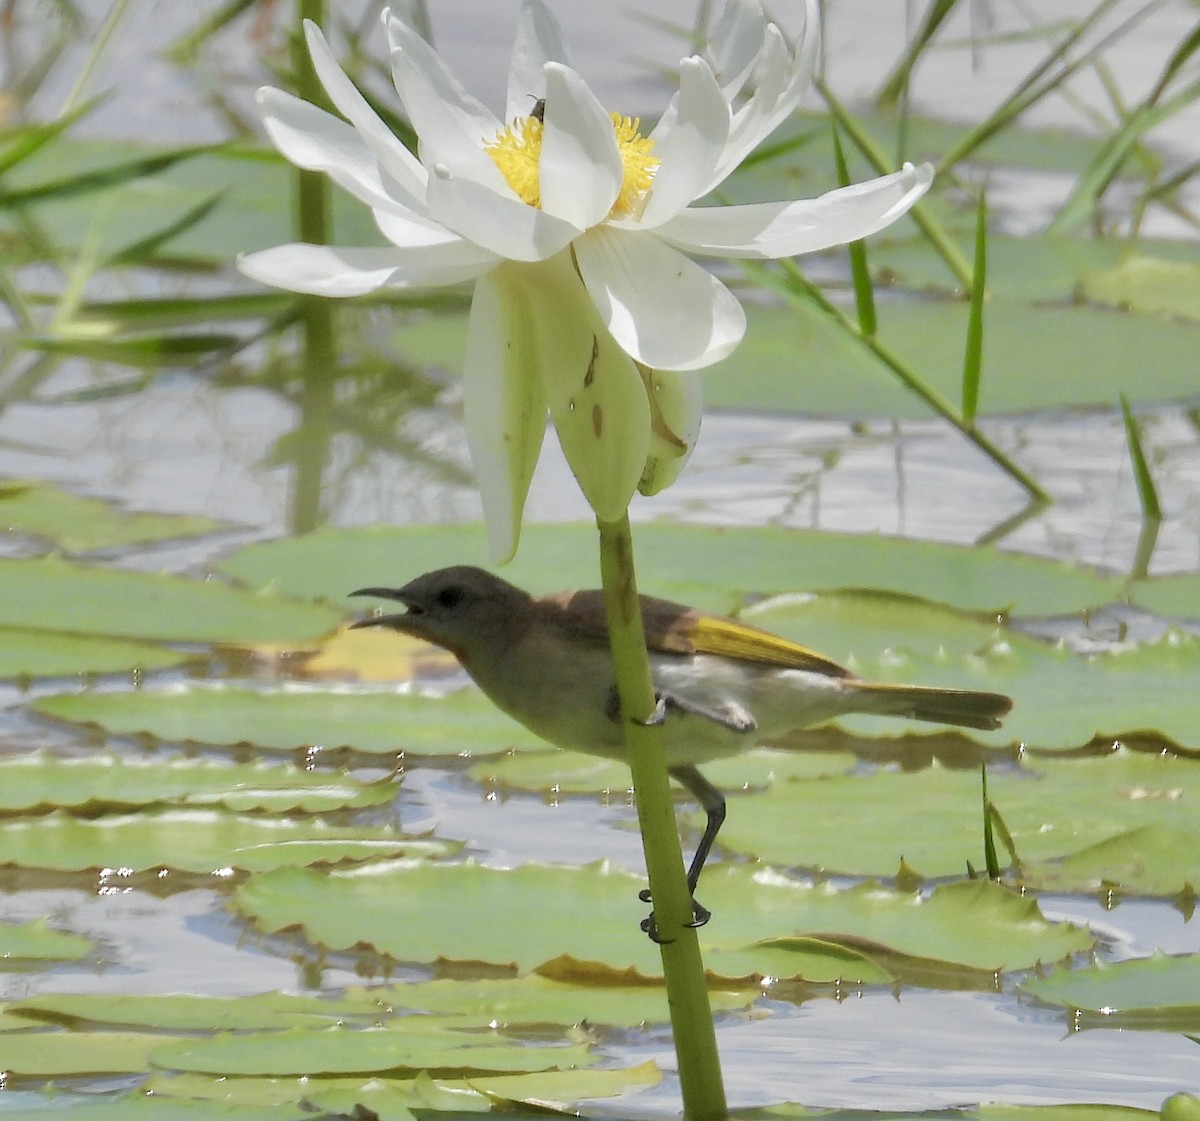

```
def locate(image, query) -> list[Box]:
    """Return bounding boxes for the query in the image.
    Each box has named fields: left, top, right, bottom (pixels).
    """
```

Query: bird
left=351, top=565, right=1011, bottom=938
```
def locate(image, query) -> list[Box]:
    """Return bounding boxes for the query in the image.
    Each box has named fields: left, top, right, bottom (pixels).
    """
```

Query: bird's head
left=350, top=566, right=533, bottom=663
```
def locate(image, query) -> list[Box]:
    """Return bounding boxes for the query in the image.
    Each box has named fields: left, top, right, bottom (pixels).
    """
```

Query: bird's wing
left=544, top=589, right=852, bottom=679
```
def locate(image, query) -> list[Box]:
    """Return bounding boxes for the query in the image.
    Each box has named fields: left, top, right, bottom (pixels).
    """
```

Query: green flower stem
left=745, top=258, right=1052, bottom=505
left=596, top=514, right=727, bottom=1121
left=290, top=0, right=336, bottom=534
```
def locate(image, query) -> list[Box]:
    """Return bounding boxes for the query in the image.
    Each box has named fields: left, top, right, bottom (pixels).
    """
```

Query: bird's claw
left=638, top=889, right=711, bottom=942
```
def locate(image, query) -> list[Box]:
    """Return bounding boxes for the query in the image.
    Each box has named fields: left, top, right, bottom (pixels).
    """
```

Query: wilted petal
left=506, top=0, right=572, bottom=121
left=574, top=226, right=746, bottom=371
left=463, top=269, right=548, bottom=563
left=638, top=366, right=704, bottom=496
left=659, top=163, right=934, bottom=259
left=303, top=21, right=427, bottom=205
left=425, top=168, right=580, bottom=261
left=638, top=58, right=729, bottom=228
left=539, top=63, right=622, bottom=228
left=237, top=242, right=496, bottom=296
left=495, top=255, right=649, bottom=523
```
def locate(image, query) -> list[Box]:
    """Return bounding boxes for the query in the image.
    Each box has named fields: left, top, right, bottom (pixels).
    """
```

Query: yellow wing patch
left=688, top=615, right=852, bottom=678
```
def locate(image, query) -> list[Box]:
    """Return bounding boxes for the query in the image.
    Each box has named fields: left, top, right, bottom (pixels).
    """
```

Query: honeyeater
left=352, top=566, right=1011, bottom=936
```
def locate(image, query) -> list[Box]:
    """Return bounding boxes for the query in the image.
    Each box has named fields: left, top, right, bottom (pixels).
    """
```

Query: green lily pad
left=1030, top=823, right=1200, bottom=896
left=0, top=1091, right=312, bottom=1120
left=1130, top=571, right=1200, bottom=621
left=0, top=626, right=188, bottom=680
left=0, top=555, right=340, bottom=644
left=7, top=990, right=387, bottom=1032
left=235, top=861, right=1090, bottom=980
left=750, top=597, right=1200, bottom=751
left=704, top=749, right=1200, bottom=893
left=1080, top=256, right=1200, bottom=322
left=32, top=684, right=547, bottom=756
left=306, top=1063, right=661, bottom=1115
left=469, top=747, right=850, bottom=796
left=1020, top=951, right=1200, bottom=1028
left=0, top=480, right=221, bottom=552
left=0, top=1030, right=173, bottom=1076
left=394, top=296, right=1200, bottom=419
left=150, top=1023, right=596, bottom=1077
left=0, top=808, right=451, bottom=874
left=218, top=521, right=1122, bottom=619
left=10, top=976, right=750, bottom=1033
left=0, top=752, right=396, bottom=813
left=0, top=918, right=94, bottom=962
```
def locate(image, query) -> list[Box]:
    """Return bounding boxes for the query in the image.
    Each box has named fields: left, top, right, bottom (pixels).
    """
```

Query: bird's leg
left=638, top=764, right=728, bottom=942
left=605, top=686, right=743, bottom=940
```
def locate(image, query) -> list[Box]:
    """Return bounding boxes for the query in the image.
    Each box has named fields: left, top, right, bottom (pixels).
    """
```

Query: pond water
left=2, top=0, right=1200, bottom=1115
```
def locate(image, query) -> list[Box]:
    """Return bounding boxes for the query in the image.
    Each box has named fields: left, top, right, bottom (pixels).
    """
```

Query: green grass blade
left=1049, top=77, right=1200, bottom=235
left=165, top=0, right=259, bottom=61
left=875, top=0, right=962, bottom=111
left=832, top=126, right=877, bottom=338
left=961, top=193, right=987, bottom=424
left=981, top=764, right=1000, bottom=880
left=0, top=95, right=105, bottom=178
left=1120, top=393, right=1163, bottom=521
left=103, top=194, right=225, bottom=267
left=816, top=81, right=968, bottom=288
left=0, top=144, right=221, bottom=209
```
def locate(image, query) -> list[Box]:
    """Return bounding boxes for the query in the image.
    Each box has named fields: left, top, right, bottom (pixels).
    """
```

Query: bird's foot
left=637, top=888, right=711, bottom=943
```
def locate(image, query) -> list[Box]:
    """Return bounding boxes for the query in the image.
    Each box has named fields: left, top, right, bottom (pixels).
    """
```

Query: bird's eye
left=434, top=586, right=464, bottom=609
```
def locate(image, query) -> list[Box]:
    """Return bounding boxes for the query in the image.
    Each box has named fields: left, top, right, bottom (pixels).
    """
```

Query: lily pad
left=0, top=1030, right=173, bottom=1076
left=1080, top=256, right=1200, bottom=322
left=0, top=808, right=451, bottom=874
left=0, top=480, right=221, bottom=552
left=235, top=861, right=1090, bottom=980
left=1020, top=951, right=1200, bottom=1028
left=151, top=1023, right=596, bottom=1077
left=0, top=752, right=396, bottom=813
left=0, top=626, right=188, bottom=680
left=0, top=555, right=340, bottom=644
left=218, top=521, right=1122, bottom=618
left=703, top=749, right=1200, bottom=893
left=393, top=296, right=1200, bottom=419
left=0, top=918, right=94, bottom=962
left=750, top=597, right=1200, bottom=751
left=33, top=684, right=547, bottom=756
left=470, top=747, right=852, bottom=796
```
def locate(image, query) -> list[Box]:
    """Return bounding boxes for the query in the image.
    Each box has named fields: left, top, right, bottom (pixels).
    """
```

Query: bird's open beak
left=348, top=587, right=421, bottom=630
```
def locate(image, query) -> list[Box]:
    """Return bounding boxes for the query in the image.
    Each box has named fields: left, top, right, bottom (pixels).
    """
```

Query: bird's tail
left=850, top=682, right=1012, bottom=731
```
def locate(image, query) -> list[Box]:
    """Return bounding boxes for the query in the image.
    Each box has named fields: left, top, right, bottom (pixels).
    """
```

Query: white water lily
left=238, top=0, right=933, bottom=561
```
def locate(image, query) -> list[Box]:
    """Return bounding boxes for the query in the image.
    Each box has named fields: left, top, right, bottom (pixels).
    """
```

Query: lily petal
left=706, top=0, right=767, bottom=99
left=539, top=63, right=622, bottom=229
left=236, top=242, right=496, bottom=297
left=638, top=366, right=704, bottom=496
left=303, top=20, right=426, bottom=205
left=659, top=163, right=934, bottom=259
left=495, top=255, right=650, bottom=523
left=384, top=12, right=509, bottom=194
left=463, top=268, right=548, bottom=563
left=425, top=167, right=580, bottom=261
left=707, top=0, right=819, bottom=193
left=638, top=57, right=729, bottom=229
left=506, top=0, right=572, bottom=122
left=574, top=226, right=746, bottom=371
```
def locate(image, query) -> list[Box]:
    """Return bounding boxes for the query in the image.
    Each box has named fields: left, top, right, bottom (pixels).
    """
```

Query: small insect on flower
left=530, top=97, right=545, bottom=123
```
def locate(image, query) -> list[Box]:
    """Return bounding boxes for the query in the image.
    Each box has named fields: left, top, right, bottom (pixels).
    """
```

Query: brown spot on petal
left=584, top=336, right=599, bottom=388
left=592, top=404, right=603, bottom=437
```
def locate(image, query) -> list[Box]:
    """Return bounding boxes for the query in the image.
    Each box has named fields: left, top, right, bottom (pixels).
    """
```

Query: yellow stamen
left=485, top=109, right=658, bottom=218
